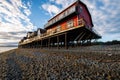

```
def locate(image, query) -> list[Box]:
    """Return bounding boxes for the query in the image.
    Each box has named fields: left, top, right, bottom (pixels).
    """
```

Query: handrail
left=20, top=18, right=85, bottom=45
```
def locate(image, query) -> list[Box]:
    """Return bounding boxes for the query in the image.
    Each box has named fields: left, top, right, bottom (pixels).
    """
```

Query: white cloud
left=22, top=1, right=32, bottom=16
left=0, top=0, right=36, bottom=46
left=49, top=0, right=55, bottom=2
left=41, top=3, right=60, bottom=16
left=53, top=0, right=75, bottom=8
left=81, top=0, right=120, bottom=41
left=41, top=0, right=76, bottom=16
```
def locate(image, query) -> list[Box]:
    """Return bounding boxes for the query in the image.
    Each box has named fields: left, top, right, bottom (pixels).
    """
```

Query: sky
left=0, top=0, right=120, bottom=46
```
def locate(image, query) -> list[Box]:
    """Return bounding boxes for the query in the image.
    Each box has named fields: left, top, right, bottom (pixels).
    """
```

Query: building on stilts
left=18, top=0, right=101, bottom=49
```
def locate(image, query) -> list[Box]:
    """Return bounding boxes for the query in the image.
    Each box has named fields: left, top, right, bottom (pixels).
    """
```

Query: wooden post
left=33, top=42, right=35, bottom=48
left=37, top=41, right=38, bottom=48
left=32, top=42, right=34, bottom=48
left=45, top=40, right=47, bottom=47
left=48, top=38, right=50, bottom=49
left=65, top=33, right=68, bottom=49
left=57, top=36, right=59, bottom=49
left=50, top=40, right=54, bottom=47
left=36, top=41, right=38, bottom=48
left=34, top=42, right=35, bottom=48
left=41, top=40, right=42, bottom=48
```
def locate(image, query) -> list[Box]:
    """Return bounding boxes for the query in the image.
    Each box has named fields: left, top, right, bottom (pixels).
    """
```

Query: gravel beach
left=0, top=45, right=120, bottom=80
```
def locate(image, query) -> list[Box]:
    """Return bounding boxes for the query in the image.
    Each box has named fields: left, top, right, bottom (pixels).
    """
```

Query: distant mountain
left=0, top=45, right=18, bottom=47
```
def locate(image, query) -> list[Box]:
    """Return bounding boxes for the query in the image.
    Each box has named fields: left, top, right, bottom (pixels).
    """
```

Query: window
left=78, top=18, right=85, bottom=26
left=67, top=19, right=74, bottom=28
left=79, top=6, right=83, bottom=13
left=69, top=5, right=75, bottom=14
left=56, top=25, right=61, bottom=32
left=37, top=30, right=41, bottom=35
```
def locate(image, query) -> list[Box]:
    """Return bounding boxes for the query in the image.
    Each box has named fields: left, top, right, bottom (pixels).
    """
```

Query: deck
left=19, top=23, right=101, bottom=49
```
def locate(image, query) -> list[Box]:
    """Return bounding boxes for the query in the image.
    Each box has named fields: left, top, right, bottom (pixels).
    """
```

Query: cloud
left=41, top=3, right=60, bottom=16
left=51, top=0, right=75, bottom=8
left=0, top=0, right=36, bottom=46
left=41, top=0, right=75, bottom=16
left=81, top=0, right=120, bottom=41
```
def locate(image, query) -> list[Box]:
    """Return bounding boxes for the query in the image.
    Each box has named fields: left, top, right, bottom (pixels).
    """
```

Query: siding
left=47, top=15, right=79, bottom=33
left=78, top=4, right=93, bottom=29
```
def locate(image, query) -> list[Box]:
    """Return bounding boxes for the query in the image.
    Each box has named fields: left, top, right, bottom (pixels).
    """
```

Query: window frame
left=67, top=19, right=74, bottom=28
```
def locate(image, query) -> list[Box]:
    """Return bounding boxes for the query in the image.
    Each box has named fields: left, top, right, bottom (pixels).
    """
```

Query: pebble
left=0, top=48, right=119, bottom=79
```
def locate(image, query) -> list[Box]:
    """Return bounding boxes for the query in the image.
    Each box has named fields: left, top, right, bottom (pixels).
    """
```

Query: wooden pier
left=18, top=0, right=101, bottom=49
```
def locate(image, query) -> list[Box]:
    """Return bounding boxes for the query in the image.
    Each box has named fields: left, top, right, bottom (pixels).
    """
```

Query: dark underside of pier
left=19, top=26, right=101, bottom=49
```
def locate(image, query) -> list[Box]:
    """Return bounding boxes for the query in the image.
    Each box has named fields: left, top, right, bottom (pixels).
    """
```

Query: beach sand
left=0, top=48, right=120, bottom=79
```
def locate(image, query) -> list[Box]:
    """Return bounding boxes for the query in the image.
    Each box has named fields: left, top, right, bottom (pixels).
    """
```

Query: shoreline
left=0, top=45, right=120, bottom=79
left=0, top=47, right=17, bottom=53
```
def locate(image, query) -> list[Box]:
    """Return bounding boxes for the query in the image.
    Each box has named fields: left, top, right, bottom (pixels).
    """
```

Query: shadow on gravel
left=6, top=54, right=22, bottom=79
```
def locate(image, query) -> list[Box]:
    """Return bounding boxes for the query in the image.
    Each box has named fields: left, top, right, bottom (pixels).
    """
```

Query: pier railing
left=19, top=18, right=86, bottom=45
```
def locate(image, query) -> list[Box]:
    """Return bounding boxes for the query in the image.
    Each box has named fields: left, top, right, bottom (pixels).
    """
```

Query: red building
left=19, top=0, right=101, bottom=48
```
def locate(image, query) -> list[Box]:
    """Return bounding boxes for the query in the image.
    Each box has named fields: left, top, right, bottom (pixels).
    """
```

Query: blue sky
left=0, top=0, right=120, bottom=46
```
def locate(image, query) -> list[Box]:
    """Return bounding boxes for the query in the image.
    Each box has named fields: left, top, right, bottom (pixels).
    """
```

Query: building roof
left=44, top=0, right=94, bottom=29
left=48, top=1, right=77, bottom=22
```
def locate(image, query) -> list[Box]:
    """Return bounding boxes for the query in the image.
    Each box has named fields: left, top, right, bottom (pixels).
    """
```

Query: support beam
left=78, top=32, right=86, bottom=41
left=45, top=40, right=47, bottom=47
left=74, top=32, right=84, bottom=47
left=37, top=41, right=39, bottom=48
left=74, top=32, right=84, bottom=41
left=48, top=38, right=50, bottom=49
left=85, top=33, right=91, bottom=40
left=41, top=40, right=43, bottom=48
left=65, top=32, right=68, bottom=49
left=57, top=36, right=59, bottom=49
left=39, top=41, right=41, bottom=48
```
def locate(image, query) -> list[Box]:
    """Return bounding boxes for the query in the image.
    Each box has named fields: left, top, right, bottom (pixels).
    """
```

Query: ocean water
left=0, top=47, right=17, bottom=53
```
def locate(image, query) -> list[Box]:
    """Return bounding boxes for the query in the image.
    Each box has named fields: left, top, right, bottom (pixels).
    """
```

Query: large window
left=37, top=30, right=40, bottom=35
left=67, top=19, right=74, bottom=28
left=78, top=18, right=85, bottom=26
left=56, top=25, right=61, bottom=32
